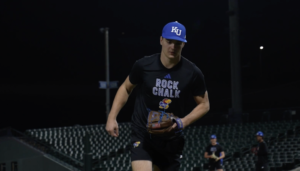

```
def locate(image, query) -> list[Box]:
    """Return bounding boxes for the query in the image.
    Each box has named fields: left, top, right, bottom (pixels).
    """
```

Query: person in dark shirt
left=105, top=21, right=210, bottom=171
left=204, top=135, right=225, bottom=171
left=255, top=131, right=269, bottom=171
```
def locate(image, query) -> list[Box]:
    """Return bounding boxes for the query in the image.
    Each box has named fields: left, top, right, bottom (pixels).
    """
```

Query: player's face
left=160, top=37, right=185, bottom=59
left=210, top=138, right=217, bottom=145
left=256, top=136, right=262, bottom=141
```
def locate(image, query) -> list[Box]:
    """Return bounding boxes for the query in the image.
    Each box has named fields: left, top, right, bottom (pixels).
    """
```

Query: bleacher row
left=25, top=120, right=300, bottom=171
left=27, top=123, right=131, bottom=161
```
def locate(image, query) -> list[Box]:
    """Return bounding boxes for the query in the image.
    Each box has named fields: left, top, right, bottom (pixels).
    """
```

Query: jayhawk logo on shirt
left=133, top=141, right=140, bottom=148
left=159, top=98, right=172, bottom=109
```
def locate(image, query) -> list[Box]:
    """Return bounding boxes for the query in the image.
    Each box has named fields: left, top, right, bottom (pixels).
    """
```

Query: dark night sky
left=1, top=0, right=300, bottom=131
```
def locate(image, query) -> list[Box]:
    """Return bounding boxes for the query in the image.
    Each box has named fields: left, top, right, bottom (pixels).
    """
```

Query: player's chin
left=167, top=53, right=178, bottom=58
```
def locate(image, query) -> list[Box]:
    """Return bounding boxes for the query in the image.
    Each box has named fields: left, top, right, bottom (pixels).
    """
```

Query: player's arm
left=204, top=152, right=212, bottom=159
left=251, top=145, right=258, bottom=155
left=106, top=76, right=136, bottom=137
left=204, top=152, right=215, bottom=159
left=181, top=91, right=210, bottom=128
left=218, top=151, right=225, bottom=160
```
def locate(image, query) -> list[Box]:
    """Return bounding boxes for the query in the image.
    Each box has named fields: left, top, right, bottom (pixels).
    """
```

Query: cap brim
left=162, top=36, right=187, bottom=43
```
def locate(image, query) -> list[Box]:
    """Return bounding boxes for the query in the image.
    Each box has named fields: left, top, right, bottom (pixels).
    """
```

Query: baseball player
left=106, top=21, right=210, bottom=171
left=204, top=135, right=225, bottom=171
left=254, top=131, right=269, bottom=171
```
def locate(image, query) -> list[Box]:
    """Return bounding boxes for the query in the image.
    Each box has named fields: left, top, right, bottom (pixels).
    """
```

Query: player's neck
left=160, top=54, right=181, bottom=69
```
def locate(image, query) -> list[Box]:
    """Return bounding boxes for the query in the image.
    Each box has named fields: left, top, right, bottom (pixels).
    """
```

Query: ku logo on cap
left=171, top=26, right=182, bottom=36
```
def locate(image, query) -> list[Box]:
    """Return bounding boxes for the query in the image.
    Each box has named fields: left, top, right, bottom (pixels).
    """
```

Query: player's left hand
left=171, top=118, right=185, bottom=130
left=215, top=157, right=220, bottom=162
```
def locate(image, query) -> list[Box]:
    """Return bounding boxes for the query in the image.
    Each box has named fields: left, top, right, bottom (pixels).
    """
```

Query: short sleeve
left=205, top=145, right=210, bottom=153
left=129, top=60, right=143, bottom=85
left=191, top=65, right=207, bottom=96
left=219, top=145, right=224, bottom=152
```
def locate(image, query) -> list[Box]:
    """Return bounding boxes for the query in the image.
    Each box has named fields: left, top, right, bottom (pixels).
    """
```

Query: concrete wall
left=0, top=137, right=74, bottom=171
left=292, top=167, right=300, bottom=171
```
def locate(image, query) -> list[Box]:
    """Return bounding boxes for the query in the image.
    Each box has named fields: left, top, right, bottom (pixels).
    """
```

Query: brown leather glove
left=146, top=110, right=183, bottom=135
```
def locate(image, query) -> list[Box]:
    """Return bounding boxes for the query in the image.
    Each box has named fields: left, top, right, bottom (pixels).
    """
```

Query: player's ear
left=181, top=42, right=185, bottom=48
left=160, top=36, right=163, bottom=45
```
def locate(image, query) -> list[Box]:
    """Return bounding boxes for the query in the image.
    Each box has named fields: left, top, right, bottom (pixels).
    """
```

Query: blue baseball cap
left=210, top=135, right=217, bottom=139
left=256, top=131, right=264, bottom=137
left=162, top=21, right=187, bottom=43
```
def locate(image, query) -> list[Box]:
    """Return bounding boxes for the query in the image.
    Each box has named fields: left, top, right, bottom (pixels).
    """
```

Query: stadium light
left=260, top=46, right=264, bottom=50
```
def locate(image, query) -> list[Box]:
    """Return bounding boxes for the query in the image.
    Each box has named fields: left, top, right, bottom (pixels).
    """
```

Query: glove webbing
left=157, top=110, right=169, bottom=124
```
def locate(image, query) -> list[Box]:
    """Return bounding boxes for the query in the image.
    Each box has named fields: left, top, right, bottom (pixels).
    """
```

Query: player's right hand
left=106, top=119, right=119, bottom=137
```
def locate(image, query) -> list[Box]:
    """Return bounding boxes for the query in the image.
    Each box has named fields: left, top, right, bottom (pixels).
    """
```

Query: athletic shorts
left=208, top=161, right=223, bottom=170
left=130, top=125, right=184, bottom=171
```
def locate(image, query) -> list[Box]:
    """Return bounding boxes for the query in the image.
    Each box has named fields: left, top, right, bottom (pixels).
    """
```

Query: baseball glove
left=211, top=152, right=218, bottom=160
left=146, top=110, right=183, bottom=135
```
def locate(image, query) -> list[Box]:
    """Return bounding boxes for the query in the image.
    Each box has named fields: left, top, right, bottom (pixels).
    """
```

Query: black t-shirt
left=205, top=144, right=224, bottom=163
left=129, top=53, right=206, bottom=132
left=257, top=141, right=269, bottom=164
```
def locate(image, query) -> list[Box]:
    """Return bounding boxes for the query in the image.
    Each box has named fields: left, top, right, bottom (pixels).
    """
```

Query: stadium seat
left=23, top=120, right=300, bottom=171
